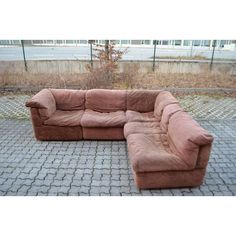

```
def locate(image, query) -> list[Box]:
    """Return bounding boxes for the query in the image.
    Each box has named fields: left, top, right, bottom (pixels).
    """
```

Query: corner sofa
left=26, top=89, right=214, bottom=189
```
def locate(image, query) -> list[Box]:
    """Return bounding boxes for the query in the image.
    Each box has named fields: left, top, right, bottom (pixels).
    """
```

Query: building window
left=202, top=40, right=210, bottom=47
left=46, top=40, right=54, bottom=44
left=153, top=40, right=161, bottom=45
left=98, top=40, right=105, bottom=44
left=24, top=40, right=33, bottom=45
left=183, top=40, right=191, bottom=46
left=174, top=40, right=181, bottom=46
left=193, top=40, right=201, bottom=46
left=66, top=40, right=74, bottom=44
left=219, top=40, right=228, bottom=47
left=56, top=40, right=64, bottom=44
left=162, top=40, right=169, bottom=45
left=131, top=40, right=142, bottom=45
left=121, top=40, right=129, bottom=44
left=32, top=40, right=44, bottom=44
left=12, top=40, right=20, bottom=45
left=142, top=40, right=150, bottom=45
left=0, top=40, right=10, bottom=45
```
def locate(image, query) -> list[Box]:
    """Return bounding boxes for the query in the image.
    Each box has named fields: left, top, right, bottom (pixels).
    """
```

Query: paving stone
left=0, top=95, right=236, bottom=196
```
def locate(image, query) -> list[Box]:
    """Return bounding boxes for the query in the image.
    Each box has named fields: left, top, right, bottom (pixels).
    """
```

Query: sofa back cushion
left=154, top=91, right=179, bottom=121
left=167, top=111, right=214, bottom=169
left=127, top=90, right=161, bottom=112
left=160, top=104, right=183, bottom=132
left=85, top=89, right=126, bottom=112
left=50, top=89, right=86, bottom=111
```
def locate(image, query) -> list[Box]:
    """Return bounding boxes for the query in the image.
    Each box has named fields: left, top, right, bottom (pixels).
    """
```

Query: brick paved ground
left=0, top=94, right=236, bottom=196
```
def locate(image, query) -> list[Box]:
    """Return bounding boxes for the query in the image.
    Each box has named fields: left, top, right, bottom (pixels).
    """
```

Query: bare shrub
left=116, top=63, right=141, bottom=89
left=83, top=41, right=127, bottom=89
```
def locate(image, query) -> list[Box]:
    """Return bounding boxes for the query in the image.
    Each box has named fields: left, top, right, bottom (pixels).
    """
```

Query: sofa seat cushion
left=44, top=110, right=84, bottom=126
left=81, top=109, right=126, bottom=128
left=127, top=133, right=190, bottom=173
left=124, top=121, right=164, bottom=138
left=126, top=110, right=156, bottom=122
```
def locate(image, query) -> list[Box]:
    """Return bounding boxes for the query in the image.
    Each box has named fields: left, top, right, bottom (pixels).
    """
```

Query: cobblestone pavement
left=0, top=94, right=236, bottom=196
left=0, top=94, right=236, bottom=120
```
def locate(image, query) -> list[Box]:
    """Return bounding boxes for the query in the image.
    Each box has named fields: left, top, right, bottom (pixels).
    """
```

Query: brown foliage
left=84, top=41, right=127, bottom=89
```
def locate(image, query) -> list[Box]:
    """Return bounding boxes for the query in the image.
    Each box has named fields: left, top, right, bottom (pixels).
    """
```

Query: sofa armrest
left=168, top=111, right=214, bottom=169
left=196, top=143, right=213, bottom=169
left=26, top=89, right=55, bottom=109
left=25, top=89, right=56, bottom=119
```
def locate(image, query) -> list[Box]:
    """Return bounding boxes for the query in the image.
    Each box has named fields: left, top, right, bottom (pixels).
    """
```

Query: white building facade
left=0, top=40, right=235, bottom=50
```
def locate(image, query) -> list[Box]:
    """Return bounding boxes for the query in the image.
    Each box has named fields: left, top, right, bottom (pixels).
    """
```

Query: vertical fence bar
left=21, top=40, right=28, bottom=72
left=90, top=42, right=93, bottom=68
left=210, top=40, right=216, bottom=70
left=152, top=40, right=157, bottom=72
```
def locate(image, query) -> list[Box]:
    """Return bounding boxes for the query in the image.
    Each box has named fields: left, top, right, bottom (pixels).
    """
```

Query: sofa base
left=33, top=125, right=83, bottom=141
left=82, top=127, right=125, bottom=140
left=133, top=168, right=206, bottom=189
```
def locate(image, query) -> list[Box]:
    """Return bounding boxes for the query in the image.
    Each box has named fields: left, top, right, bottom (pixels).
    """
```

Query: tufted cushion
left=126, top=110, right=156, bottom=123
left=50, top=89, right=86, bottom=111
left=154, top=91, right=179, bottom=121
left=124, top=121, right=163, bottom=138
left=127, top=133, right=189, bottom=172
left=44, top=110, right=84, bottom=126
left=168, top=111, right=214, bottom=169
left=85, top=89, right=126, bottom=112
left=81, top=109, right=126, bottom=128
left=127, top=90, right=161, bottom=112
left=160, top=103, right=183, bottom=132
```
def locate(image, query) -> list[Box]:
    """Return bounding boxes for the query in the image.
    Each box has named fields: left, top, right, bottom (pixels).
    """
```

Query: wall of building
left=0, top=60, right=235, bottom=75
left=0, top=40, right=235, bottom=50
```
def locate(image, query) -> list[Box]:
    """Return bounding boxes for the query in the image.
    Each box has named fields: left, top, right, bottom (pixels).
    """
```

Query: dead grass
left=1, top=71, right=236, bottom=91
left=151, top=55, right=208, bottom=60
left=113, top=72, right=236, bottom=90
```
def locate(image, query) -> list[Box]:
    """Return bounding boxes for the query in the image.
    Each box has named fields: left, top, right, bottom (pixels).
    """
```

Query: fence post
left=21, top=40, right=28, bottom=72
left=152, top=40, right=157, bottom=72
left=88, top=40, right=94, bottom=68
left=210, top=40, right=216, bottom=70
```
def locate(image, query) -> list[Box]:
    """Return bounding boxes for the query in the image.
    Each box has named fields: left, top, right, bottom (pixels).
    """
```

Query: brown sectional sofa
left=26, top=89, right=214, bottom=189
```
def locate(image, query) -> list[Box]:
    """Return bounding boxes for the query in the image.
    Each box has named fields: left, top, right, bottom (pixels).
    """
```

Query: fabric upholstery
left=127, top=90, right=161, bottom=112
left=81, top=109, right=126, bottom=128
left=168, top=111, right=214, bottom=169
left=154, top=91, right=179, bottom=121
left=196, top=143, right=213, bottom=169
left=44, top=110, right=84, bottom=127
left=160, top=103, right=183, bottom=132
left=85, top=89, right=126, bottom=112
left=26, top=88, right=213, bottom=189
left=133, top=168, right=206, bottom=189
left=50, top=89, right=86, bottom=110
left=83, top=127, right=124, bottom=140
left=127, top=133, right=190, bottom=172
left=30, top=108, right=43, bottom=127
left=34, top=126, right=83, bottom=141
left=26, top=89, right=56, bottom=120
left=124, top=121, right=163, bottom=138
left=126, top=110, right=156, bottom=122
